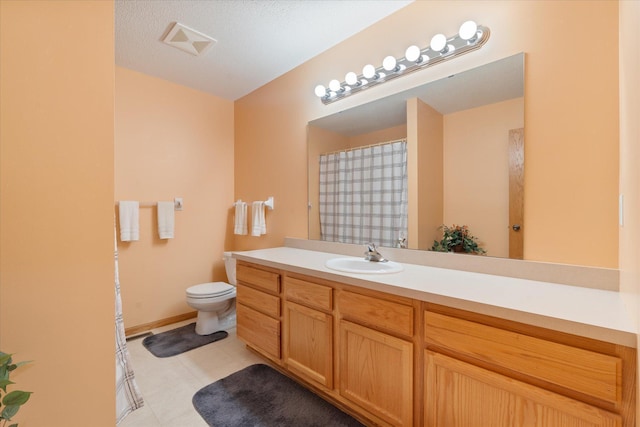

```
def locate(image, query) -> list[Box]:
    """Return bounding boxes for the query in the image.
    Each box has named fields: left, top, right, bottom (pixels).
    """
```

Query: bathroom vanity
left=234, top=246, right=636, bottom=427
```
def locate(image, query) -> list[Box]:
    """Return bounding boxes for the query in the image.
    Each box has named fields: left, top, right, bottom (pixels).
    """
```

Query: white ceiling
left=115, top=0, right=413, bottom=101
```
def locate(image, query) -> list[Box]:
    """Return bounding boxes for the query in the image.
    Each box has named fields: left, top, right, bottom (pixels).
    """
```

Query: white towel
left=157, top=201, right=175, bottom=239
left=251, top=201, right=266, bottom=236
left=234, top=201, right=247, bottom=235
left=118, top=201, right=139, bottom=242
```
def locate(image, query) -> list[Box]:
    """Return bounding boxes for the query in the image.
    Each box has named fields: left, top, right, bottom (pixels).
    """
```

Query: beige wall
left=348, top=124, right=407, bottom=148
left=444, top=98, right=524, bottom=258
left=618, top=0, right=640, bottom=388
left=0, top=1, right=115, bottom=425
left=115, top=67, right=235, bottom=328
left=408, top=99, right=443, bottom=250
left=235, top=0, right=620, bottom=268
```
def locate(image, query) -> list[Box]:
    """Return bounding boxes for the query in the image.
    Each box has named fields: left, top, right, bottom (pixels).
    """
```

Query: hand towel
left=157, top=201, right=175, bottom=239
left=234, top=201, right=247, bottom=235
left=118, top=201, right=139, bottom=242
left=251, top=201, right=266, bottom=236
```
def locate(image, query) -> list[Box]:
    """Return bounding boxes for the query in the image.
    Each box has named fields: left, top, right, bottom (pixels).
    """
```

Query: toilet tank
left=223, top=251, right=236, bottom=285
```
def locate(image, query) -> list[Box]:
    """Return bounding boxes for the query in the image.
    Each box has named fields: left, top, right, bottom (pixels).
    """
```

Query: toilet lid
left=186, top=282, right=235, bottom=298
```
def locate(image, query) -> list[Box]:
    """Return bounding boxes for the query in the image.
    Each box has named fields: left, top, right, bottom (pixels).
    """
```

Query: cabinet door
left=339, top=320, right=413, bottom=426
left=284, top=301, right=333, bottom=388
left=425, top=350, right=621, bottom=427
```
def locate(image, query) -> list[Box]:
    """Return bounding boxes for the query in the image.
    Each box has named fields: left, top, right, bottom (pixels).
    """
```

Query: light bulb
left=405, top=45, right=421, bottom=62
left=345, top=72, right=358, bottom=86
left=314, top=84, right=326, bottom=98
left=382, top=55, right=397, bottom=72
left=459, top=20, right=478, bottom=41
left=329, top=79, right=341, bottom=92
left=362, top=64, right=376, bottom=79
left=430, top=33, right=447, bottom=52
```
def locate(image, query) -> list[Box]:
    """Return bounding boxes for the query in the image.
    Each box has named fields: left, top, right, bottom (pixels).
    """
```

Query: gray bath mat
left=142, top=323, right=228, bottom=358
left=192, top=364, right=365, bottom=427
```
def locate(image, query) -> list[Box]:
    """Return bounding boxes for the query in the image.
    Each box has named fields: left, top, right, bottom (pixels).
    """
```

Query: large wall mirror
left=308, top=53, right=525, bottom=259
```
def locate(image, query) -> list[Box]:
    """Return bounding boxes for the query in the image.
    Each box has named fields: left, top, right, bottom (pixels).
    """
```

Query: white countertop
left=234, top=246, right=637, bottom=347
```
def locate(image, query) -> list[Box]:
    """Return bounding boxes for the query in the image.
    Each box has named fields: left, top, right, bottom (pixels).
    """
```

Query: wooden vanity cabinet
left=235, top=262, right=282, bottom=362
left=423, top=303, right=636, bottom=427
left=236, top=261, right=636, bottom=427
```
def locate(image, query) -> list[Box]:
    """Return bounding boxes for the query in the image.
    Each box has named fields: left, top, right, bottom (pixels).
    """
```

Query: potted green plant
left=430, top=224, right=486, bottom=255
left=1, top=352, right=32, bottom=426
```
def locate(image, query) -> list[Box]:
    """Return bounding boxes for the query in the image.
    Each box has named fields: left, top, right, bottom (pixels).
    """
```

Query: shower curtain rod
left=320, top=137, right=407, bottom=157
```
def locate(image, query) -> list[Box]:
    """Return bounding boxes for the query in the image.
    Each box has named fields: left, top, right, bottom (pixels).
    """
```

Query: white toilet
left=186, top=251, right=237, bottom=335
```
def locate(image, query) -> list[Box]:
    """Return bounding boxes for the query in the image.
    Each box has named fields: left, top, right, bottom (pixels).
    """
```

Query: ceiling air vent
left=161, top=22, right=217, bottom=57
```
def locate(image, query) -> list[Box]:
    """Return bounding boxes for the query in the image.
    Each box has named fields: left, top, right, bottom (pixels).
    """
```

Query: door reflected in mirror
left=308, top=53, right=524, bottom=259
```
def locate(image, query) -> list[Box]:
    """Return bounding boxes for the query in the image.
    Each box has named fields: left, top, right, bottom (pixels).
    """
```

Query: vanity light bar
left=314, top=21, right=490, bottom=105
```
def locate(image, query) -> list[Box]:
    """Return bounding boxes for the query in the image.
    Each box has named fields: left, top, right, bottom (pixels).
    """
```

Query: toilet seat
left=186, top=282, right=234, bottom=299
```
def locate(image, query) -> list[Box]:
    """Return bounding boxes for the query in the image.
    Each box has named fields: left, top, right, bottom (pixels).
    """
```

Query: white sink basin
left=325, top=257, right=403, bottom=274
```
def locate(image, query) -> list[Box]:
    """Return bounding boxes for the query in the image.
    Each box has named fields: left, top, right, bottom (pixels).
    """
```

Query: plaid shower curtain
left=319, top=140, right=408, bottom=248
left=115, top=226, right=144, bottom=424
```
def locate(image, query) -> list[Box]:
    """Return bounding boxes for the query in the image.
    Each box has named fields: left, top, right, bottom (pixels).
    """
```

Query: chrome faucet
left=364, top=243, right=388, bottom=262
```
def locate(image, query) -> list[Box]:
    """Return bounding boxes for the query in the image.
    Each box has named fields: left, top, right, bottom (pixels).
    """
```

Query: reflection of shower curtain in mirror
left=319, top=139, right=408, bottom=248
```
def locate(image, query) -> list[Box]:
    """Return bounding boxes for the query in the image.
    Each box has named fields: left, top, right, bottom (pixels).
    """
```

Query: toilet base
left=194, top=300, right=236, bottom=335
left=195, top=310, right=221, bottom=335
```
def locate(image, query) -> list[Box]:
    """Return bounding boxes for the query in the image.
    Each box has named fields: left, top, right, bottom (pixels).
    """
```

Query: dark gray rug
left=142, top=323, right=228, bottom=358
left=192, top=364, right=365, bottom=427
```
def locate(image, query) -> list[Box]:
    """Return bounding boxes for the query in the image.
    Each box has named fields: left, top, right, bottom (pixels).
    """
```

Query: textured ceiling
left=115, top=0, right=413, bottom=101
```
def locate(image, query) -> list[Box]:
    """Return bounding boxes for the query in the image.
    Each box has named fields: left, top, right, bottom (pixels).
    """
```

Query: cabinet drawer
left=237, top=303, right=280, bottom=359
left=237, top=284, right=280, bottom=318
left=284, top=276, right=332, bottom=312
left=338, top=291, right=413, bottom=338
left=236, top=263, right=280, bottom=294
left=424, top=311, right=622, bottom=405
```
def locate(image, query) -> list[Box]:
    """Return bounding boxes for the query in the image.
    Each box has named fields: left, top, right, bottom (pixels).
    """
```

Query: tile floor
left=119, top=320, right=264, bottom=427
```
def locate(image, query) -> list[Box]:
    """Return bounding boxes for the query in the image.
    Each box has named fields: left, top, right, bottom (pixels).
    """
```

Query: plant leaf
left=0, top=379, right=14, bottom=392
left=2, top=390, right=32, bottom=406
left=0, top=353, right=12, bottom=366
left=1, top=403, right=20, bottom=420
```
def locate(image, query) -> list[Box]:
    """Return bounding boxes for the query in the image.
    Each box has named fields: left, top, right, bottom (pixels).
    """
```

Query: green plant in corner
left=0, top=352, right=32, bottom=427
left=430, top=224, right=487, bottom=255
